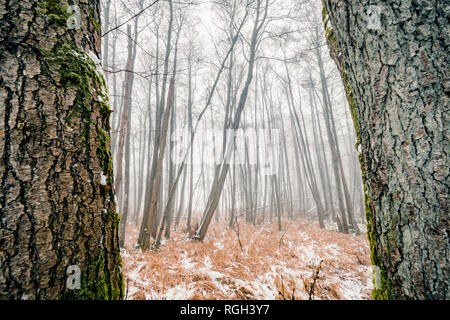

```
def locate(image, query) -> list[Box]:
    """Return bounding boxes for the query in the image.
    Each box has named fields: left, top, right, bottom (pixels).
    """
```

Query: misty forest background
left=103, top=0, right=372, bottom=299
left=109, top=0, right=364, bottom=241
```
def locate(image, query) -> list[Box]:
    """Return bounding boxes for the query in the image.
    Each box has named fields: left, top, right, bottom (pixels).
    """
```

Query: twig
left=303, top=260, right=323, bottom=300
left=278, top=224, right=289, bottom=250
left=102, top=0, right=160, bottom=37
left=231, top=217, right=243, bottom=252
left=125, top=278, right=129, bottom=300
left=276, top=275, right=287, bottom=299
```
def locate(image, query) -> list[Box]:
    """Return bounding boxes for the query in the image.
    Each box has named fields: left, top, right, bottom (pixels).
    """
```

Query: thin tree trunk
left=119, top=21, right=139, bottom=247
left=138, top=2, right=174, bottom=246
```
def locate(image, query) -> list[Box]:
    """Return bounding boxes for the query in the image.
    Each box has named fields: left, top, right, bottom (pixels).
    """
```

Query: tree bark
left=322, top=0, right=449, bottom=299
left=0, top=0, right=123, bottom=299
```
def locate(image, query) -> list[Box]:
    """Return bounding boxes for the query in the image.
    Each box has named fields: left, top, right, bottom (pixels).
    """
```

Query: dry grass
left=122, top=217, right=372, bottom=300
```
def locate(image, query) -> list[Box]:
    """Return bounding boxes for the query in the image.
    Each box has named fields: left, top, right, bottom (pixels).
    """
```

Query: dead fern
left=302, top=260, right=323, bottom=300
left=275, top=274, right=297, bottom=300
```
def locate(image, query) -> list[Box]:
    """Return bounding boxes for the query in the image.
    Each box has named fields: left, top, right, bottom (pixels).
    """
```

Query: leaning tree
left=322, top=0, right=448, bottom=299
left=0, top=0, right=123, bottom=299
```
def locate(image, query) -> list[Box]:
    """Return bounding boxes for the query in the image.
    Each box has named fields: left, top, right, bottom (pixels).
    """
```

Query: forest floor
left=122, top=217, right=372, bottom=300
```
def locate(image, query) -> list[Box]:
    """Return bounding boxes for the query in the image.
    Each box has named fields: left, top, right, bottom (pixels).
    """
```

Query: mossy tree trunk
left=322, top=0, right=449, bottom=299
left=0, top=0, right=123, bottom=299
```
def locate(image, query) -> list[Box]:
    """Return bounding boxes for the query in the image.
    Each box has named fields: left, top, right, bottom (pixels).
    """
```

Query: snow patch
left=250, top=280, right=276, bottom=299
left=338, top=277, right=366, bottom=300
left=128, top=261, right=146, bottom=282
left=100, top=172, right=107, bottom=185
left=163, top=284, right=196, bottom=300
left=87, top=50, right=101, bottom=66
left=181, top=253, right=196, bottom=270
left=214, top=241, right=224, bottom=250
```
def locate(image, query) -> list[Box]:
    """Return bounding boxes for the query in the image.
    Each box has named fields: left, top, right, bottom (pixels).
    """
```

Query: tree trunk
left=119, top=22, right=139, bottom=247
left=0, top=0, right=123, bottom=299
left=138, top=1, right=174, bottom=246
left=114, top=21, right=138, bottom=194
left=323, top=0, right=449, bottom=299
left=141, top=75, right=175, bottom=250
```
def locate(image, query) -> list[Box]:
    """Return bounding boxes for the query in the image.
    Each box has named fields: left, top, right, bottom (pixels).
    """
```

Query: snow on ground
left=180, top=252, right=197, bottom=270
left=122, top=218, right=372, bottom=300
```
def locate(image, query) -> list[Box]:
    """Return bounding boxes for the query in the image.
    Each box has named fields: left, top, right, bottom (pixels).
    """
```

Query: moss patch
left=38, top=0, right=70, bottom=27
left=89, top=16, right=101, bottom=33
left=97, top=128, right=113, bottom=180
left=322, top=6, right=338, bottom=49
left=41, top=43, right=103, bottom=120
left=103, top=209, right=121, bottom=230
left=64, top=251, right=124, bottom=300
left=41, top=41, right=112, bottom=165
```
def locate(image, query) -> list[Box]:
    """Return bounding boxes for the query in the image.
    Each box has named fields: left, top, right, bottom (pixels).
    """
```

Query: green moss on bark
left=38, top=0, right=70, bottom=27
left=97, top=128, right=113, bottom=180
left=64, top=251, right=124, bottom=300
left=322, top=7, right=338, bottom=49
left=41, top=44, right=101, bottom=120
left=41, top=41, right=113, bottom=164
left=89, top=16, right=101, bottom=33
